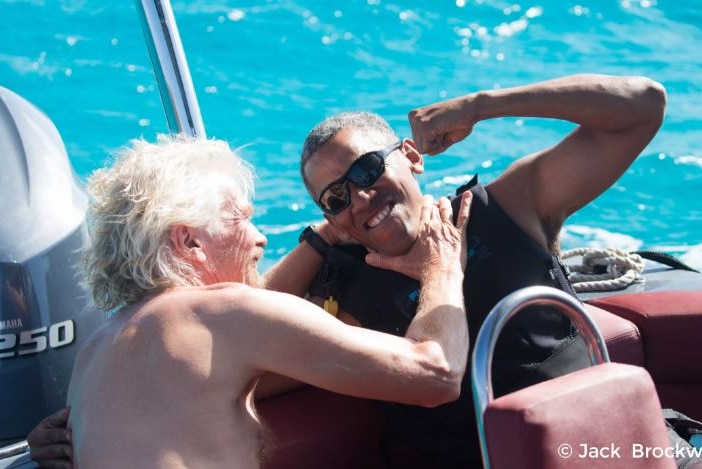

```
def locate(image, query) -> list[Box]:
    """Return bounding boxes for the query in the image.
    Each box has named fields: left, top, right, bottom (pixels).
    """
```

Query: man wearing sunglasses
left=298, top=74, right=667, bottom=467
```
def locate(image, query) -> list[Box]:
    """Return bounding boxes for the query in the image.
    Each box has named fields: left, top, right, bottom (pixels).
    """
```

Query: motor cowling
left=0, top=86, right=103, bottom=444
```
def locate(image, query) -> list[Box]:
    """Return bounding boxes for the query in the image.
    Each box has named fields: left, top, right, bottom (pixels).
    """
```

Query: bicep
left=244, top=291, right=430, bottom=402
left=493, top=123, right=656, bottom=237
left=536, top=125, right=654, bottom=217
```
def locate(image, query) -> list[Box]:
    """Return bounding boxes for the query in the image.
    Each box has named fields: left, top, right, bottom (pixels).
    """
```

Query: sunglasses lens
left=317, top=143, right=397, bottom=214
left=326, top=197, right=348, bottom=213
left=320, top=183, right=349, bottom=214
left=347, top=152, right=383, bottom=187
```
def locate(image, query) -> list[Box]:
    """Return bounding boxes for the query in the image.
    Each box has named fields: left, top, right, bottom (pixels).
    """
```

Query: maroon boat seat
left=473, top=287, right=679, bottom=469
left=483, top=362, right=676, bottom=469
left=257, top=385, right=385, bottom=469
left=589, top=291, right=702, bottom=420
left=585, top=303, right=644, bottom=367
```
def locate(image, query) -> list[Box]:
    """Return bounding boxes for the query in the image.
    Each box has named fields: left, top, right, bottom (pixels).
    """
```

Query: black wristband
left=299, top=225, right=330, bottom=257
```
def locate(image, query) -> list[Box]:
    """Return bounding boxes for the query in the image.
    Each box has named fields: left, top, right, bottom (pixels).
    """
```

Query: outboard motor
left=0, top=86, right=103, bottom=447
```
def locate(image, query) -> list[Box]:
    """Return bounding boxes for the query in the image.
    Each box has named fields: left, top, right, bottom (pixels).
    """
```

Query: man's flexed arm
left=409, top=74, right=666, bottom=248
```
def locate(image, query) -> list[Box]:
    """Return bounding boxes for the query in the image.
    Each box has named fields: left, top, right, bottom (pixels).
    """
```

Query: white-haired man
left=59, top=135, right=472, bottom=468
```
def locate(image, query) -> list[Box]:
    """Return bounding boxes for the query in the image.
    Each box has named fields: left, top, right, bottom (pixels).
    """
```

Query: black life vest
left=308, top=178, right=589, bottom=466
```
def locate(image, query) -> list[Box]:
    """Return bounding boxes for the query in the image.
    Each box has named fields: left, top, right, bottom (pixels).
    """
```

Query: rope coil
left=561, top=247, right=645, bottom=293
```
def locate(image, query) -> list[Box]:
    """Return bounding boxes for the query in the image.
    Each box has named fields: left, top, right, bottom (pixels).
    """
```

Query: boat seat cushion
left=257, top=385, right=385, bottom=469
left=589, top=292, right=702, bottom=419
left=588, top=291, right=702, bottom=383
left=585, top=303, right=644, bottom=367
left=483, top=362, right=676, bottom=469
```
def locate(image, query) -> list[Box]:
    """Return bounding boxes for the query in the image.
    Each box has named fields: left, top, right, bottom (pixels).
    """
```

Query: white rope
left=561, top=247, right=645, bottom=293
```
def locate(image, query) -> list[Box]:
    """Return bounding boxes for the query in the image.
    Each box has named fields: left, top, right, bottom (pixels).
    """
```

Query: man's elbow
left=417, top=375, right=463, bottom=408
left=631, top=76, right=667, bottom=126
left=410, top=342, right=466, bottom=407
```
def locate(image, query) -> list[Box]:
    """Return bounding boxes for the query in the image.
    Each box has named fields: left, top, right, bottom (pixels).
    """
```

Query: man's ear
left=170, top=224, right=206, bottom=263
left=402, top=138, right=424, bottom=175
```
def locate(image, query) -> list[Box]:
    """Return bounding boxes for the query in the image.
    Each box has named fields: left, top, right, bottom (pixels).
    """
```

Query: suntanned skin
left=64, top=189, right=471, bottom=469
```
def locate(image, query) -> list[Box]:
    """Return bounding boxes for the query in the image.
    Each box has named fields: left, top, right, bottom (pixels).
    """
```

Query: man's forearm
left=405, top=268, right=468, bottom=381
left=263, top=242, right=325, bottom=296
left=471, top=74, right=666, bottom=131
left=263, top=224, right=335, bottom=296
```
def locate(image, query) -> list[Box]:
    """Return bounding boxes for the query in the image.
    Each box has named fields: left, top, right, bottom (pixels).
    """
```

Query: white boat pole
left=134, top=0, right=206, bottom=138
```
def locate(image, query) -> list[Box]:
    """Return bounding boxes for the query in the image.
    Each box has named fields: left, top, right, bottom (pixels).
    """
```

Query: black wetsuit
left=308, top=180, right=589, bottom=467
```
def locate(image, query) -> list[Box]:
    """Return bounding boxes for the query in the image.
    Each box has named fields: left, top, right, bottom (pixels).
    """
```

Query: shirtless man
left=61, top=135, right=472, bottom=468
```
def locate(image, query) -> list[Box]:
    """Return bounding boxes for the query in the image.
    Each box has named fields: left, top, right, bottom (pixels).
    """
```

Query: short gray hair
left=83, top=134, right=254, bottom=311
left=300, top=112, right=397, bottom=191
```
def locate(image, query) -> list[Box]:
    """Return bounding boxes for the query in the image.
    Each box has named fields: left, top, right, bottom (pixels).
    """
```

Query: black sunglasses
left=317, top=141, right=402, bottom=215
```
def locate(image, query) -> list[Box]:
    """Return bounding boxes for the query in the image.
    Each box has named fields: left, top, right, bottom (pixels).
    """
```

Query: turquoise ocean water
left=2, top=0, right=701, bottom=271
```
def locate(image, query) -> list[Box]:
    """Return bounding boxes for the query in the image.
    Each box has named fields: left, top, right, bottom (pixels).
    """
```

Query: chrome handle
left=0, top=440, right=28, bottom=459
left=471, top=286, right=610, bottom=469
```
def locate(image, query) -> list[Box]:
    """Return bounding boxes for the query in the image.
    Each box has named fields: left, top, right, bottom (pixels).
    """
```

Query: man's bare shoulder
left=131, top=284, right=307, bottom=336
left=100, top=285, right=282, bottom=378
left=484, top=166, right=553, bottom=251
left=134, top=283, right=255, bottom=317
left=155, top=283, right=287, bottom=316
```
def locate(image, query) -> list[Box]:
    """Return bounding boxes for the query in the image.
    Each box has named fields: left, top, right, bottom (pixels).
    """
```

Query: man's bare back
left=68, top=286, right=265, bottom=468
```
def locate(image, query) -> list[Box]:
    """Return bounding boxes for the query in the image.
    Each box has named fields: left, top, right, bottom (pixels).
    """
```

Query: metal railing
left=0, top=440, right=29, bottom=460
left=471, top=286, right=610, bottom=469
left=134, top=0, right=205, bottom=138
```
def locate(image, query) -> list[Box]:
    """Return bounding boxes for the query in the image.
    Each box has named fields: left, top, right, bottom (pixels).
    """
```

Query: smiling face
left=303, top=127, right=426, bottom=256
